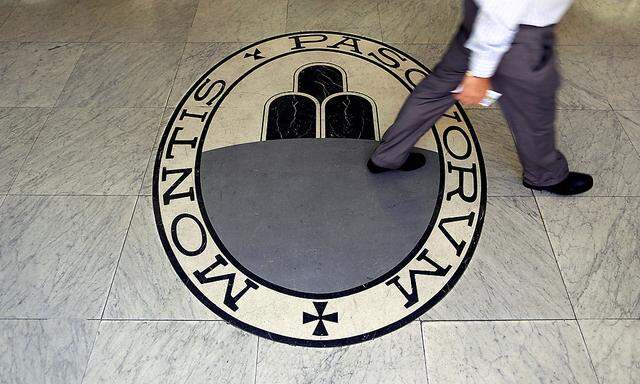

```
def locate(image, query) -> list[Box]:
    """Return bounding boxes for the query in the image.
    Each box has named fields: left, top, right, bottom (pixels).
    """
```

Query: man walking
left=368, top=0, right=593, bottom=195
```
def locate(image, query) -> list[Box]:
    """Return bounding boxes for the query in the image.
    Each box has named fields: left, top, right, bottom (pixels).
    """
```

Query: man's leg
left=492, top=30, right=569, bottom=187
left=370, top=36, right=469, bottom=169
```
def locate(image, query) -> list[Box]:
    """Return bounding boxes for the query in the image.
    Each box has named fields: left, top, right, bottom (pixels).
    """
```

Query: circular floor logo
left=154, top=32, right=486, bottom=347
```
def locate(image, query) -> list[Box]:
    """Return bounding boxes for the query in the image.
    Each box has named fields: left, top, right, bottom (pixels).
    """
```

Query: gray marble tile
left=90, top=0, right=198, bottom=43
left=538, top=197, right=640, bottom=319
left=0, top=319, right=99, bottom=384
left=286, top=0, right=382, bottom=39
left=557, top=0, right=640, bottom=45
left=83, top=320, right=256, bottom=384
left=10, top=107, right=161, bottom=195
left=255, top=322, right=427, bottom=384
left=601, top=46, right=640, bottom=111
left=379, top=0, right=461, bottom=44
left=167, top=43, right=243, bottom=107
left=422, top=320, right=598, bottom=384
left=0, top=42, right=84, bottom=107
left=548, top=110, right=640, bottom=196
left=0, top=194, right=5, bottom=208
left=104, top=197, right=218, bottom=320
left=188, top=0, right=287, bottom=43
left=56, top=43, right=183, bottom=108
left=140, top=108, right=173, bottom=195
left=556, top=45, right=612, bottom=110
left=0, top=108, right=50, bottom=193
left=422, top=197, right=573, bottom=320
left=0, top=195, right=135, bottom=318
left=0, top=1, right=15, bottom=27
left=389, top=44, right=446, bottom=71
left=0, top=0, right=102, bottom=42
left=617, top=110, right=640, bottom=154
left=466, top=109, right=532, bottom=196
left=580, top=320, right=640, bottom=384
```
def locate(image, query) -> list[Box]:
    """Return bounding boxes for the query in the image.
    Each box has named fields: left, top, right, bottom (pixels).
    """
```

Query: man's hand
left=454, top=75, right=491, bottom=105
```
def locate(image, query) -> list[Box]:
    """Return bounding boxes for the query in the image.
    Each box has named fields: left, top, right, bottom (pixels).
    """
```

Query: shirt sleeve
left=464, top=0, right=529, bottom=78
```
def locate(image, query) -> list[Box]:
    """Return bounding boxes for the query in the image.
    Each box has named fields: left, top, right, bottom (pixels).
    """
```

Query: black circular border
left=153, top=31, right=487, bottom=347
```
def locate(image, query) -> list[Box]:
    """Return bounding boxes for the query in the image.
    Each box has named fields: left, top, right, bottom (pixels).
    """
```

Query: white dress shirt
left=465, top=0, right=573, bottom=78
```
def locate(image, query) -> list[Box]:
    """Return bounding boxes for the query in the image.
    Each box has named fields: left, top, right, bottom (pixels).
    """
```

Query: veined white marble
left=0, top=195, right=135, bottom=318
left=580, top=319, right=640, bottom=384
left=556, top=45, right=612, bottom=110
left=557, top=0, right=640, bottom=45
left=617, top=111, right=640, bottom=154
left=0, top=319, right=99, bottom=384
left=188, top=0, right=287, bottom=43
left=422, top=320, right=599, bottom=384
left=10, top=107, right=162, bottom=195
left=422, top=197, right=573, bottom=320
left=56, top=43, right=183, bottom=108
left=104, top=197, right=218, bottom=320
left=0, top=107, right=50, bottom=193
left=286, top=0, right=382, bottom=39
left=378, top=0, right=461, bottom=43
left=255, top=322, right=427, bottom=384
left=83, top=320, right=256, bottom=384
left=538, top=197, right=640, bottom=318
left=0, top=42, right=84, bottom=107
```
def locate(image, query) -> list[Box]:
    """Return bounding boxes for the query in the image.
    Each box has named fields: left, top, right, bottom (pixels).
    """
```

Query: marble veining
left=56, top=43, right=183, bottom=108
left=10, top=107, right=161, bottom=195
left=556, top=45, right=612, bottom=110
left=616, top=111, right=640, bottom=155
left=379, top=0, right=461, bottom=44
left=0, top=42, right=85, bottom=107
left=89, top=0, right=198, bottom=43
left=547, top=110, right=640, bottom=196
left=0, top=0, right=102, bottom=42
left=286, top=0, right=382, bottom=39
left=0, top=195, right=135, bottom=318
left=538, top=197, right=640, bottom=318
left=422, top=197, right=573, bottom=320
left=0, top=319, right=99, bottom=384
left=255, top=322, right=427, bottom=384
left=103, top=197, right=218, bottom=320
left=188, top=0, right=287, bottom=43
left=168, top=43, right=244, bottom=107
left=0, top=107, right=50, bottom=194
left=422, top=320, right=599, bottom=384
left=580, top=319, right=640, bottom=384
left=82, top=321, right=256, bottom=384
left=557, top=0, right=640, bottom=45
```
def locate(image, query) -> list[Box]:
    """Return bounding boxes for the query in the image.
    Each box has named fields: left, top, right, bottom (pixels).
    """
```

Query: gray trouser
left=371, top=0, right=569, bottom=187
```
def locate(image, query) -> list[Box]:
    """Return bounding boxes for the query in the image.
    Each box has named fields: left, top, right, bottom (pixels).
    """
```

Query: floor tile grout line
left=574, top=318, right=603, bottom=384
left=99, top=195, right=140, bottom=320
left=419, top=323, right=431, bottom=384
left=253, top=337, right=260, bottom=384
left=51, top=41, right=89, bottom=109
left=79, top=319, right=102, bottom=384
left=0, top=4, right=16, bottom=31
left=611, top=107, right=640, bottom=159
left=376, top=2, right=384, bottom=42
left=283, top=0, right=290, bottom=33
left=5, top=107, right=55, bottom=195
left=532, top=195, right=602, bottom=384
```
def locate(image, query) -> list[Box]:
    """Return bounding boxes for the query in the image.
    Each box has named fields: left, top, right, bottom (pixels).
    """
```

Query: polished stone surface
left=256, top=322, right=427, bottom=384
left=83, top=321, right=256, bottom=384
left=617, top=110, right=640, bottom=153
left=188, top=0, right=287, bottom=42
left=423, top=320, right=599, bottom=384
left=557, top=0, right=640, bottom=45
left=167, top=43, right=243, bottom=107
left=0, top=195, right=135, bottom=318
left=379, top=0, right=461, bottom=44
left=0, top=319, right=99, bottom=384
left=538, top=197, right=640, bottom=319
left=286, top=0, right=382, bottom=39
left=103, top=197, right=218, bottom=320
left=580, top=320, right=640, bottom=384
left=10, top=107, right=161, bottom=195
left=56, top=43, right=183, bottom=108
left=0, top=108, right=50, bottom=193
left=422, top=197, right=572, bottom=321
left=0, top=42, right=84, bottom=107
left=90, top=0, right=198, bottom=43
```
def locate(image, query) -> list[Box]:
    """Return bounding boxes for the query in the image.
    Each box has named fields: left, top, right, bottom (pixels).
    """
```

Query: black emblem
left=302, top=301, right=339, bottom=336
left=244, top=48, right=265, bottom=60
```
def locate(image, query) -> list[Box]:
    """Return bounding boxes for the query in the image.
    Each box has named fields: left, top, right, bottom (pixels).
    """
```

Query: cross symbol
left=244, top=48, right=265, bottom=60
left=302, top=301, right=339, bottom=336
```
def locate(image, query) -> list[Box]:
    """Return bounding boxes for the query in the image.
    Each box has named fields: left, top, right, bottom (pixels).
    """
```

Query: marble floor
left=0, top=1, right=639, bottom=383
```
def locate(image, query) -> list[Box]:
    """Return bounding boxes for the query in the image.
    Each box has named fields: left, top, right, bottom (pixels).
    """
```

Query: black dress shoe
left=367, top=153, right=426, bottom=174
left=523, top=172, right=593, bottom=195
